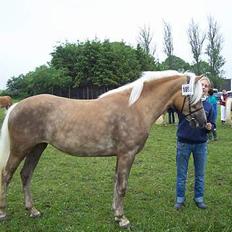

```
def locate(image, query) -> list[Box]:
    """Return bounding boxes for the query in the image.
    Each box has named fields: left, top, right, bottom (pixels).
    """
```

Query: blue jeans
left=176, top=141, right=207, bottom=203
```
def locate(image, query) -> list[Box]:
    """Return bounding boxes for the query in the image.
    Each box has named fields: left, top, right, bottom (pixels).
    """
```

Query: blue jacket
left=207, top=95, right=218, bottom=121
left=177, top=99, right=215, bottom=144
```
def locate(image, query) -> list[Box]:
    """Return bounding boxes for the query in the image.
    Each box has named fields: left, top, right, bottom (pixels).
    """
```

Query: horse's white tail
left=0, top=104, right=18, bottom=189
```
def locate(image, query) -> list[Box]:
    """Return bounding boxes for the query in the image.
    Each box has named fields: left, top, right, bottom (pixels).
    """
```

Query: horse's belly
left=51, top=137, right=115, bottom=157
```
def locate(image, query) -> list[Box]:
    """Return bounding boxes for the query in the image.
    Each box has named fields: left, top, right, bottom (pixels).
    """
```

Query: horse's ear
left=195, top=75, right=204, bottom=82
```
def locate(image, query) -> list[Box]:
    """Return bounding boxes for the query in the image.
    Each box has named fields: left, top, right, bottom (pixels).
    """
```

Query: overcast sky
left=1, top=0, right=232, bottom=89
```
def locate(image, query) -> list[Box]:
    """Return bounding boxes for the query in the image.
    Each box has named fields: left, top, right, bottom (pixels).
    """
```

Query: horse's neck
left=137, top=77, right=183, bottom=128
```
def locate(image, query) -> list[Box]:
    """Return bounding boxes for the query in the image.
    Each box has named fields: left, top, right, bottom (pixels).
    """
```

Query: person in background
left=207, top=88, right=218, bottom=141
left=167, top=107, right=176, bottom=124
left=175, top=76, right=215, bottom=210
left=220, top=89, right=228, bottom=124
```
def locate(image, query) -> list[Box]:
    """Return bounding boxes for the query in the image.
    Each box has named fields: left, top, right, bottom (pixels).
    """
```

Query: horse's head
left=174, top=74, right=207, bottom=128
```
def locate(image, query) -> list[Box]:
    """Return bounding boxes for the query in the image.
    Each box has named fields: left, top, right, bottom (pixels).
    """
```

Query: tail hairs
left=0, top=104, right=17, bottom=189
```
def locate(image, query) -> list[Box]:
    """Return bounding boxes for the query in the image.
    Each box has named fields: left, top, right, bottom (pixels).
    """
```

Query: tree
left=4, top=38, right=159, bottom=97
left=6, top=74, right=27, bottom=97
left=7, top=40, right=158, bottom=97
left=137, top=25, right=156, bottom=56
left=51, top=40, right=154, bottom=87
left=50, top=42, right=80, bottom=87
left=190, top=61, right=210, bottom=75
left=136, top=44, right=158, bottom=71
left=205, top=16, right=225, bottom=85
left=161, top=55, right=191, bottom=72
left=188, top=19, right=206, bottom=75
left=163, top=21, right=174, bottom=68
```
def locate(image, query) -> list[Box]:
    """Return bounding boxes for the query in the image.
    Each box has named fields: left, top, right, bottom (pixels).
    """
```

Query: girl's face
left=200, top=79, right=210, bottom=95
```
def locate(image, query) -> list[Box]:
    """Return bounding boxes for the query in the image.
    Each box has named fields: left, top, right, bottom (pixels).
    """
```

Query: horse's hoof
left=29, top=207, right=41, bottom=218
left=115, top=215, right=130, bottom=228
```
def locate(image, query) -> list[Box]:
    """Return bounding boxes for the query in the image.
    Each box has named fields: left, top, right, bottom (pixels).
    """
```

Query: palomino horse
left=0, top=71, right=206, bottom=227
left=0, top=96, right=12, bottom=109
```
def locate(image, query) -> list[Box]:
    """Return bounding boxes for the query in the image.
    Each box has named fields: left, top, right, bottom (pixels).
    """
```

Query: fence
left=51, top=86, right=115, bottom=99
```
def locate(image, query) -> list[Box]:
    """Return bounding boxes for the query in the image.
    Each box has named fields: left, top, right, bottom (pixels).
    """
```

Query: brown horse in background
left=0, top=96, right=12, bottom=109
left=0, top=71, right=206, bottom=227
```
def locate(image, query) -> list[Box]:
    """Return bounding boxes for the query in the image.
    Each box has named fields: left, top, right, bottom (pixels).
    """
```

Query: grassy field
left=0, top=107, right=231, bottom=232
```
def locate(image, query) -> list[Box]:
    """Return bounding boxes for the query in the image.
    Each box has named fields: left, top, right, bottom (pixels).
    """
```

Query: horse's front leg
left=112, top=152, right=136, bottom=228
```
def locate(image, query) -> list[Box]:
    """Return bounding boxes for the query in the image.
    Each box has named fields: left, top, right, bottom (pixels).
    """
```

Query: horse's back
left=8, top=94, right=97, bottom=129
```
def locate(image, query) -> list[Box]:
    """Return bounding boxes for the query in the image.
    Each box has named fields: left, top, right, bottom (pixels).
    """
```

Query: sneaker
left=194, top=201, right=207, bottom=209
left=174, top=202, right=185, bottom=210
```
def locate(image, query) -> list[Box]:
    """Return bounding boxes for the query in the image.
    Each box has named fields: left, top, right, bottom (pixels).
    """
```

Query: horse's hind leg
left=20, top=143, right=47, bottom=218
left=112, top=152, right=136, bottom=228
left=0, top=151, right=25, bottom=220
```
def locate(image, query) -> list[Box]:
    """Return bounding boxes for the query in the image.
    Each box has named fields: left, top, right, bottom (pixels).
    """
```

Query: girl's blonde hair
left=200, top=75, right=212, bottom=87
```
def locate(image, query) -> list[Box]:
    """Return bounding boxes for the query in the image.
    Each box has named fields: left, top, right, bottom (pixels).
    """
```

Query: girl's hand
left=205, top=123, right=212, bottom=130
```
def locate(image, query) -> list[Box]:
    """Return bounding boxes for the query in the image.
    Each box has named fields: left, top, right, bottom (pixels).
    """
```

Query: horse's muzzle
left=189, top=118, right=198, bottom=128
left=189, top=118, right=206, bottom=128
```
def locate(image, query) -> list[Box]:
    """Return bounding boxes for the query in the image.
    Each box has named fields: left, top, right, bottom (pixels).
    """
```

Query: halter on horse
left=0, top=70, right=206, bottom=227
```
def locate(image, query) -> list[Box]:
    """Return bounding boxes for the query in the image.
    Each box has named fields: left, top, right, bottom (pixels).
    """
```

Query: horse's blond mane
left=186, top=72, right=203, bottom=105
left=99, top=70, right=202, bottom=106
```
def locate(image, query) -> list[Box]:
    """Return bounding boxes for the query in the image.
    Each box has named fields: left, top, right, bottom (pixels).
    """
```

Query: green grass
left=0, top=108, right=232, bottom=232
